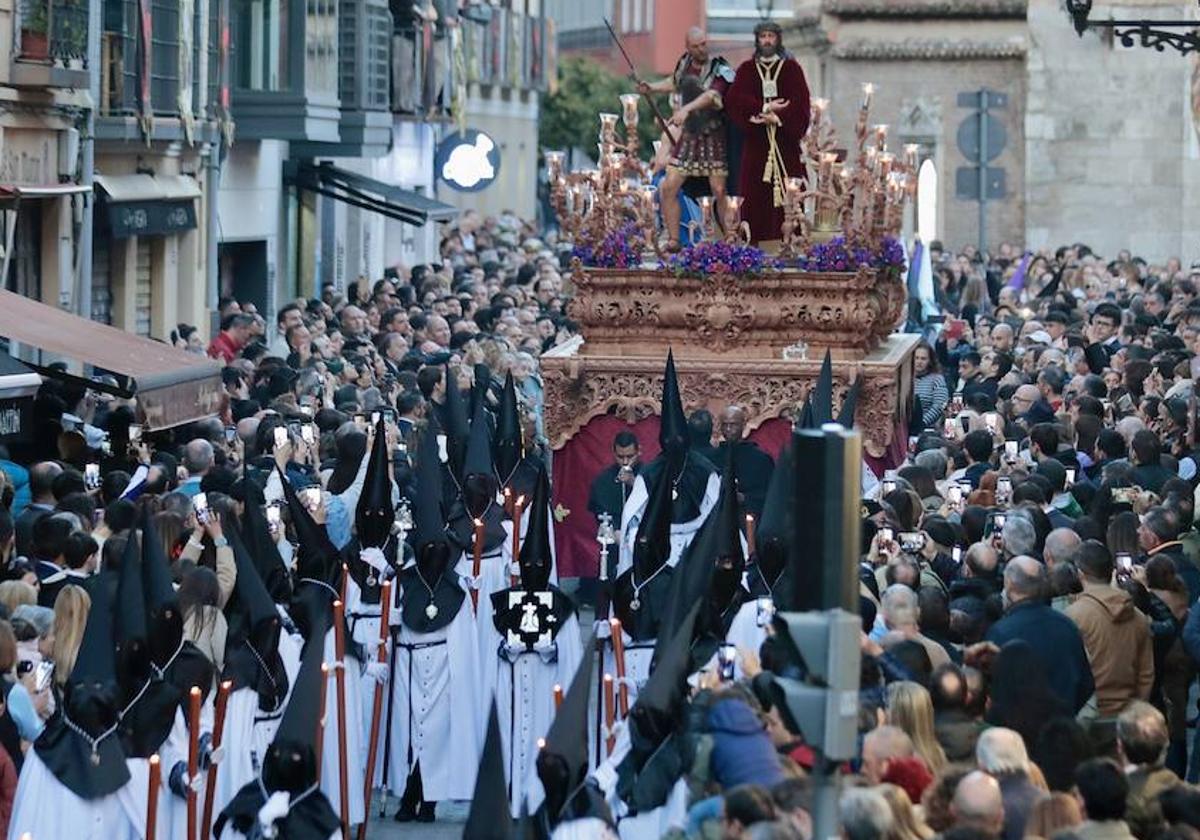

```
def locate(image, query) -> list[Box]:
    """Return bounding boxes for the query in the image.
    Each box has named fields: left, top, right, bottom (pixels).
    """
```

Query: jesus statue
left=725, top=20, right=812, bottom=245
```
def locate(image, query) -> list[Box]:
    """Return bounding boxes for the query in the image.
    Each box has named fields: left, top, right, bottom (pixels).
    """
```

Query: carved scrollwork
left=565, top=265, right=904, bottom=357
left=542, top=343, right=917, bottom=453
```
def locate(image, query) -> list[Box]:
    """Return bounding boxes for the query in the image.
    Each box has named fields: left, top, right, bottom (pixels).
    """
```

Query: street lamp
left=1063, top=0, right=1200, bottom=55
left=1064, top=0, right=1092, bottom=36
left=756, top=0, right=775, bottom=20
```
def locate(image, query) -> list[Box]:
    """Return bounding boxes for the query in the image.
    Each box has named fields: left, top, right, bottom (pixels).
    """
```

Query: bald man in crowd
left=711, top=404, right=774, bottom=515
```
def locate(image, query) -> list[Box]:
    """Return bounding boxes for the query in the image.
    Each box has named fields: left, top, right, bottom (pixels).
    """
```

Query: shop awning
left=0, top=183, right=92, bottom=209
left=95, top=173, right=200, bottom=238
left=0, top=289, right=222, bottom=430
left=285, top=161, right=458, bottom=226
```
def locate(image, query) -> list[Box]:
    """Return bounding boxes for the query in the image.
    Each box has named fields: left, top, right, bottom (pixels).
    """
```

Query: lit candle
left=603, top=674, right=616, bottom=755
left=878, top=153, right=894, bottom=181
left=619, top=93, right=640, bottom=129
left=812, top=97, right=829, bottom=124
left=511, top=495, right=525, bottom=572
left=553, top=684, right=564, bottom=710
left=471, top=517, right=484, bottom=610
left=904, top=143, right=920, bottom=171
left=820, top=152, right=837, bottom=189
left=861, top=82, right=875, bottom=111
left=610, top=618, right=629, bottom=716
left=545, top=151, right=564, bottom=182
left=746, top=514, right=757, bottom=557
left=874, top=124, right=889, bottom=152
left=146, top=755, right=161, bottom=840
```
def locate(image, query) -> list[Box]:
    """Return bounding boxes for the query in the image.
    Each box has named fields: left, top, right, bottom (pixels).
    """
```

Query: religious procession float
left=543, top=85, right=921, bottom=573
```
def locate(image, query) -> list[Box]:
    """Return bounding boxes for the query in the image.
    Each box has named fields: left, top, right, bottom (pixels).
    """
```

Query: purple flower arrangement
left=796, top=235, right=906, bottom=273
left=663, top=241, right=775, bottom=278
left=571, top=222, right=644, bottom=269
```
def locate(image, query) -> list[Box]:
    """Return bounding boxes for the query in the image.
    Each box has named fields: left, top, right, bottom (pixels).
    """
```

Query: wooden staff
left=316, top=663, right=329, bottom=781
left=187, top=686, right=202, bottom=840
left=746, top=514, right=757, bottom=557
left=200, top=680, right=232, bottom=840
left=471, top=518, right=484, bottom=610
left=146, top=754, right=161, bottom=840
left=358, top=581, right=392, bottom=840
left=609, top=618, right=629, bottom=717
left=333, top=599, right=350, bottom=839
left=603, top=674, right=616, bottom=755
left=553, top=683, right=563, bottom=710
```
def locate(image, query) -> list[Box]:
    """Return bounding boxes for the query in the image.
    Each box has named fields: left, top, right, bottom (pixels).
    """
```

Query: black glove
left=168, top=761, right=189, bottom=799
left=198, top=732, right=214, bottom=772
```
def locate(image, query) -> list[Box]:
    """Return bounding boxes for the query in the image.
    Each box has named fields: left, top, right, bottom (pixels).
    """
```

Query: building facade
left=0, top=0, right=92, bottom=316
left=790, top=0, right=1200, bottom=259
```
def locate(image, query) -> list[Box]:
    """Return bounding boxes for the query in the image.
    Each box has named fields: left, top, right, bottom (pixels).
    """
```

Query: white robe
left=483, top=613, right=583, bottom=816
left=587, top=629, right=655, bottom=770
left=344, top=569, right=393, bottom=780
left=216, top=629, right=302, bottom=818
left=319, top=625, right=366, bottom=827
left=212, top=686, right=286, bottom=818
left=117, top=701, right=214, bottom=840
left=8, top=749, right=139, bottom=840
left=617, top=472, right=720, bottom=575
left=384, top=578, right=483, bottom=802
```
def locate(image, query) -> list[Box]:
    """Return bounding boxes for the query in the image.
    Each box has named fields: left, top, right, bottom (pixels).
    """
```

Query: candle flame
left=473, top=518, right=484, bottom=528
left=149, top=754, right=160, bottom=766
left=517, top=496, right=526, bottom=506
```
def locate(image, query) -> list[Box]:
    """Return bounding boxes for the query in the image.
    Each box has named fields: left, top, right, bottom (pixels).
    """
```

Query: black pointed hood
left=633, top=600, right=701, bottom=743
left=39, top=576, right=131, bottom=799
left=263, top=602, right=329, bottom=793
left=465, top=703, right=515, bottom=840
left=659, top=350, right=688, bottom=455
left=355, top=417, right=394, bottom=549
left=225, top=519, right=280, bottom=652
left=413, top=425, right=449, bottom=552
left=537, top=640, right=610, bottom=829
left=470, top=362, right=492, bottom=419
left=697, top=446, right=746, bottom=609
left=115, top=530, right=150, bottom=702
left=495, top=371, right=524, bottom=485
left=442, top=364, right=470, bottom=479
left=837, top=378, right=861, bottom=428
left=811, top=350, right=834, bottom=427
left=141, top=509, right=184, bottom=668
left=631, top=461, right=673, bottom=580
left=412, top=425, right=454, bottom=585
left=464, top=390, right=496, bottom=482
left=752, top=444, right=794, bottom=606
left=279, top=466, right=340, bottom=591
left=243, top=480, right=293, bottom=604
left=517, top=464, right=554, bottom=591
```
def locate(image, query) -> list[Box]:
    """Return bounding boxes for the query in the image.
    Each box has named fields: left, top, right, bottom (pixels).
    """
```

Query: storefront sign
left=106, top=198, right=197, bottom=239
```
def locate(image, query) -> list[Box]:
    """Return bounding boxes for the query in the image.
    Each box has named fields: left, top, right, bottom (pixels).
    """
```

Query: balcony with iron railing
left=230, top=0, right=342, bottom=143
left=11, top=0, right=89, bottom=89
left=98, top=0, right=223, bottom=141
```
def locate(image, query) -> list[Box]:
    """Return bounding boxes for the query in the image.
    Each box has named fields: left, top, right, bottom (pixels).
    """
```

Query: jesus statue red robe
left=725, top=23, right=811, bottom=245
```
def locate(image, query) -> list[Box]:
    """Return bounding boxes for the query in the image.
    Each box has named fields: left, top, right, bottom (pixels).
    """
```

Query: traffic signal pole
left=784, top=424, right=863, bottom=840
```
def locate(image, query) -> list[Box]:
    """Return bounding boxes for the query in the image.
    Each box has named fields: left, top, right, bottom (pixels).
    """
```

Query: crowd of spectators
left=4, top=229, right=1200, bottom=840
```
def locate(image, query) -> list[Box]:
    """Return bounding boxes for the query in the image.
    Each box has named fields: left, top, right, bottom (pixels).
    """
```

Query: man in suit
left=394, top=389, right=422, bottom=441
left=588, top=431, right=641, bottom=539
left=712, top=404, right=774, bottom=516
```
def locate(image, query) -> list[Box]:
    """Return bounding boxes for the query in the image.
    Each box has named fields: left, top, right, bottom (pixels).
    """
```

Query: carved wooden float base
left=565, top=263, right=908, bottom=358
left=541, top=332, right=919, bottom=451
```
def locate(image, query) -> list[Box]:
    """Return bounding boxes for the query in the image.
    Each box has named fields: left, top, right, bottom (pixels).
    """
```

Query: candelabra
left=780, top=83, right=918, bottom=258
left=548, top=85, right=917, bottom=260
